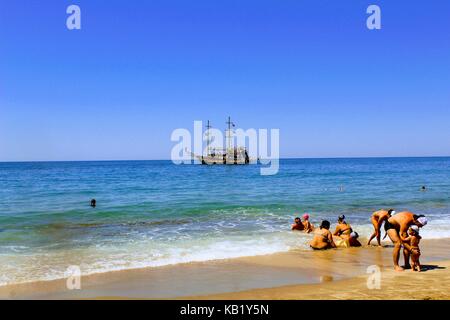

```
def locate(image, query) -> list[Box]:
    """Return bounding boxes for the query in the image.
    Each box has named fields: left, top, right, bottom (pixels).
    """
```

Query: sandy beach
left=192, top=260, right=450, bottom=300
left=1, top=237, right=449, bottom=300
left=2, top=0, right=450, bottom=307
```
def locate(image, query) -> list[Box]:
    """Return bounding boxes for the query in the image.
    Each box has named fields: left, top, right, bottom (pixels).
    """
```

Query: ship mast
left=205, top=120, right=211, bottom=156
left=226, top=116, right=233, bottom=151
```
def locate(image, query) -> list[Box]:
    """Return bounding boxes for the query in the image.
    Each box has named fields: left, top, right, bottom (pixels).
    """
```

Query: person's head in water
left=421, top=186, right=426, bottom=191
left=337, top=215, right=345, bottom=223
left=319, top=220, right=331, bottom=230
left=302, top=213, right=310, bottom=221
left=90, top=199, right=96, bottom=207
left=294, top=217, right=301, bottom=224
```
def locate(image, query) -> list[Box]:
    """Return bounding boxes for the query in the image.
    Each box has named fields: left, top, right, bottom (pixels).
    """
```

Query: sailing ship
left=189, top=117, right=251, bottom=165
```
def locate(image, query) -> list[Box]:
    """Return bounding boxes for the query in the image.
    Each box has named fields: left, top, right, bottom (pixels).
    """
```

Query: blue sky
left=1, top=0, right=449, bottom=161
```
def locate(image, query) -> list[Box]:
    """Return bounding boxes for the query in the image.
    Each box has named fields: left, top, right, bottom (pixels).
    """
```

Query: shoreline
left=1, top=237, right=450, bottom=299
left=187, top=259, right=450, bottom=300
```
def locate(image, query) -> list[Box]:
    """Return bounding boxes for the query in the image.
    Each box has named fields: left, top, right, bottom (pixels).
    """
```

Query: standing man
left=384, top=211, right=427, bottom=271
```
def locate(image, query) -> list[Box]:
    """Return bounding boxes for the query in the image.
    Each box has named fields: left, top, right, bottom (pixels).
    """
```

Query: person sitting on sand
left=333, top=215, right=362, bottom=248
left=302, top=214, right=315, bottom=233
left=291, top=217, right=304, bottom=231
left=368, top=209, right=395, bottom=246
left=384, top=211, right=427, bottom=271
left=310, top=220, right=336, bottom=250
left=334, top=231, right=362, bottom=248
left=348, top=231, right=362, bottom=247
left=333, top=215, right=353, bottom=240
left=404, top=225, right=422, bottom=272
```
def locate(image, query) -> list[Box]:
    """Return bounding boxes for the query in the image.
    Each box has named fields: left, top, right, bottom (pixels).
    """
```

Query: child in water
left=405, top=225, right=422, bottom=271
left=302, top=214, right=315, bottom=233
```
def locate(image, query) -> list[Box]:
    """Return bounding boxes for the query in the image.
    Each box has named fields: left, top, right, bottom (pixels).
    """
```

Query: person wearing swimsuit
left=368, top=209, right=395, bottom=246
left=384, top=211, right=428, bottom=271
left=310, top=220, right=336, bottom=250
left=404, top=225, right=422, bottom=272
left=302, top=213, right=315, bottom=233
left=333, top=215, right=353, bottom=240
left=291, top=217, right=304, bottom=231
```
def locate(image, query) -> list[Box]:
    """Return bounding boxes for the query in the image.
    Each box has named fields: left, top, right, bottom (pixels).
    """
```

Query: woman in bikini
left=333, top=215, right=362, bottom=247
left=367, top=209, right=394, bottom=246
left=333, top=215, right=353, bottom=240
left=310, top=220, right=336, bottom=250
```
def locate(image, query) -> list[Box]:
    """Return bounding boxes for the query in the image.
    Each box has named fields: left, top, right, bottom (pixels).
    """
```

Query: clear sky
left=1, top=0, right=449, bottom=161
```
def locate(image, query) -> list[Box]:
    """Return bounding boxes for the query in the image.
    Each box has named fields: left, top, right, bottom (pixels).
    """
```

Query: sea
left=1, top=157, right=449, bottom=285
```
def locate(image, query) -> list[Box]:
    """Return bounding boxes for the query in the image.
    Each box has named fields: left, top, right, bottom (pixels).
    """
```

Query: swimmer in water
left=90, top=199, right=96, bottom=208
left=291, top=216, right=304, bottom=231
left=368, top=209, right=395, bottom=246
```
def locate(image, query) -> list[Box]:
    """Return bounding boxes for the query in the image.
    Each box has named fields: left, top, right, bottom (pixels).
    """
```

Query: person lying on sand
left=368, top=209, right=395, bottom=246
left=302, top=214, right=315, bottom=233
left=310, top=220, right=336, bottom=250
left=333, top=215, right=353, bottom=240
left=384, top=211, right=427, bottom=271
left=404, top=225, right=422, bottom=272
left=291, top=217, right=304, bottom=231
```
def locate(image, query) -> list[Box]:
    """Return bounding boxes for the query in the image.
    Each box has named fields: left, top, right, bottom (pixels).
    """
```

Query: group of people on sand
left=309, top=215, right=361, bottom=250
left=292, top=210, right=428, bottom=272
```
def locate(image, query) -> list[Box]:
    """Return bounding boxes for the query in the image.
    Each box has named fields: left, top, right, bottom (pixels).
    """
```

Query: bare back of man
left=385, top=211, right=417, bottom=271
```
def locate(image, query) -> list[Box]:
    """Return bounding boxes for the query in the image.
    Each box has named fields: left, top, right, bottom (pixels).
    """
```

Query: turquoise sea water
left=1, top=157, right=449, bottom=285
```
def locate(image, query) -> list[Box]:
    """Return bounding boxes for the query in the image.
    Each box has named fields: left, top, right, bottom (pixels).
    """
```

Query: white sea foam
left=346, top=219, right=450, bottom=240
left=0, top=232, right=307, bottom=286
left=1, top=220, right=450, bottom=286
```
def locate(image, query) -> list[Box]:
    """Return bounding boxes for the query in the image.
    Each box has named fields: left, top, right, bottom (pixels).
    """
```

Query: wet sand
left=1, top=238, right=449, bottom=299
left=191, top=260, right=450, bottom=300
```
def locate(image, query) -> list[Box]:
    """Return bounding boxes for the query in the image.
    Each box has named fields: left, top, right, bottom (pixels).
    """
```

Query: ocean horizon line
left=1, top=155, right=450, bottom=164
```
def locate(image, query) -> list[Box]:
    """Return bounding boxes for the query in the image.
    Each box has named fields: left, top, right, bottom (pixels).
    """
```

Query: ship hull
left=196, top=155, right=251, bottom=165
